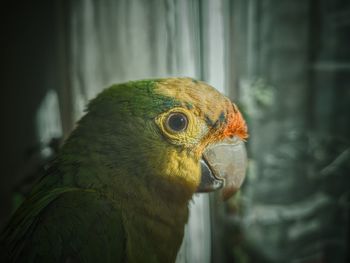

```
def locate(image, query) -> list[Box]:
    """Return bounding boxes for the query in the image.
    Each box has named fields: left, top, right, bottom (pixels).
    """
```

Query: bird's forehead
left=154, top=78, right=231, bottom=124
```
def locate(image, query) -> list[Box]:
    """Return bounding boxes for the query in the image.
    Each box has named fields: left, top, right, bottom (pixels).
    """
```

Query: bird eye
left=166, top=112, right=188, bottom=132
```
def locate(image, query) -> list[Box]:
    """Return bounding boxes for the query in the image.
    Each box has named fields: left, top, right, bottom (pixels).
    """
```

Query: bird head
left=68, top=78, right=248, bottom=203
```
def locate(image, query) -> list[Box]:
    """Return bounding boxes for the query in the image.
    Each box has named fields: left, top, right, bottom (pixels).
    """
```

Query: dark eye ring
left=166, top=112, right=188, bottom=132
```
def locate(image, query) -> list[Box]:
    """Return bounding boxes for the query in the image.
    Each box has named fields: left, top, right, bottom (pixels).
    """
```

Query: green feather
left=3, top=190, right=125, bottom=262
left=1, top=79, right=188, bottom=263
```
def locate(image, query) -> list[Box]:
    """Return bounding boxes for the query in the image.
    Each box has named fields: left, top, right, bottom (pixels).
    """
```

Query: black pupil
left=168, top=113, right=187, bottom=132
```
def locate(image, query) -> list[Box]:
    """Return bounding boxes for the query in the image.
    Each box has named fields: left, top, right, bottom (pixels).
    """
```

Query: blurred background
left=1, top=0, right=349, bottom=262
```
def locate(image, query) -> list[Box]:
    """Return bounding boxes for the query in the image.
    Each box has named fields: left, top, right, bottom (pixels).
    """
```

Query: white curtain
left=22, top=1, right=350, bottom=262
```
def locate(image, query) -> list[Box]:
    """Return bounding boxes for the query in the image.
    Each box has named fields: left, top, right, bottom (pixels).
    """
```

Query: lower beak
left=196, top=137, right=247, bottom=200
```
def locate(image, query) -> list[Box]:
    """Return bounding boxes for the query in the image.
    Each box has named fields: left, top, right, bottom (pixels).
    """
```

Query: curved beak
left=196, top=137, right=247, bottom=200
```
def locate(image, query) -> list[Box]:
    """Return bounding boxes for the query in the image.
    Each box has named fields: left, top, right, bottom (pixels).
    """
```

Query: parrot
left=1, top=77, right=248, bottom=263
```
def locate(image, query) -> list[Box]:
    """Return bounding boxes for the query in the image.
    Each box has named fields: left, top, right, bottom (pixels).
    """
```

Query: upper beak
left=196, top=137, right=247, bottom=200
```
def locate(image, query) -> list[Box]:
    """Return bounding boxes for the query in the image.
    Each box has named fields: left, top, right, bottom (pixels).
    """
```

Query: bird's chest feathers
left=122, top=198, right=189, bottom=262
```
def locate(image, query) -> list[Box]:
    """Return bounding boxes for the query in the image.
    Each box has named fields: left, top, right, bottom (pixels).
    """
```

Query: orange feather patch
left=222, top=104, right=248, bottom=140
